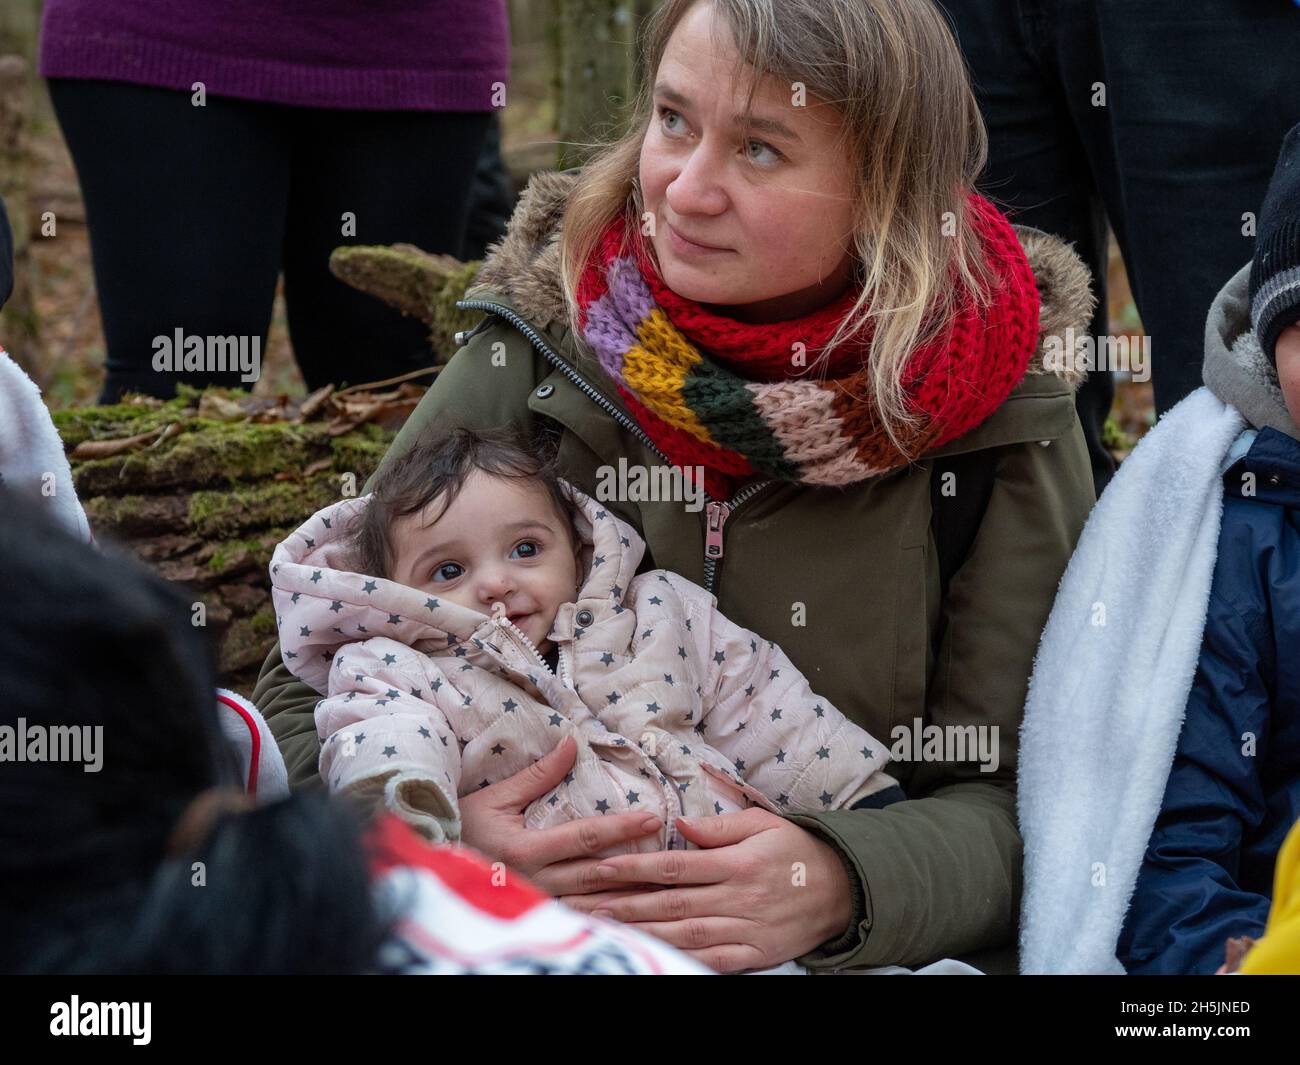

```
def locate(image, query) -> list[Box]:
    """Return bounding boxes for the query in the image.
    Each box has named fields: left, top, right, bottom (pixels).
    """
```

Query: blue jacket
left=1118, top=426, right=1300, bottom=974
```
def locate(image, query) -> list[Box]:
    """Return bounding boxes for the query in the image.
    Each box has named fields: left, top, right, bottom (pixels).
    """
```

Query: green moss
left=73, top=421, right=336, bottom=496
left=52, top=398, right=191, bottom=449
left=329, top=244, right=484, bottom=356
left=188, top=476, right=342, bottom=538
left=428, top=259, right=488, bottom=348
left=1101, top=415, right=1137, bottom=453
left=329, top=422, right=395, bottom=485
left=204, top=526, right=292, bottom=574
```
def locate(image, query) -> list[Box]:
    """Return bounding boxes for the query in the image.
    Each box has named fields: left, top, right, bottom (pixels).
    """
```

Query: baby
left=270, top=424, right=902, bottom=854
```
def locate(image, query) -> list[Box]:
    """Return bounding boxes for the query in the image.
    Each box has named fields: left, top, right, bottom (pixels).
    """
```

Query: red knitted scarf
left=575, top=193, right=1041, bottom=500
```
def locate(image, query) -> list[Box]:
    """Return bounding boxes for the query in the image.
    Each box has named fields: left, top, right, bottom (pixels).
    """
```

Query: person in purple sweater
left=40, top=1, right=510, bottom=403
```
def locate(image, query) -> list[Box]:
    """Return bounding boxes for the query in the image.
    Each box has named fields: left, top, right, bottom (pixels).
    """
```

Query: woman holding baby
left=255, top=0, right=1096, bottom=973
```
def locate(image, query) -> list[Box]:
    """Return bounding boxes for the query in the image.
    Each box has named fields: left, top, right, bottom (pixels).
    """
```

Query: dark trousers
left=49, top=79, right=492, bottom=403
left=940, top=0, right=1300, bottom=494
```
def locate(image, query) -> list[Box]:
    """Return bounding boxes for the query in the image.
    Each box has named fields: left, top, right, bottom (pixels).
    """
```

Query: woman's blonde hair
left=558, top=0, right=995, bottom=451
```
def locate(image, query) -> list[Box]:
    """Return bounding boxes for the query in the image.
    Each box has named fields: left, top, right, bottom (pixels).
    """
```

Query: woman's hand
left=560, top=808, right=855, bottom=973
left=458, top=735, right=662, bottom=894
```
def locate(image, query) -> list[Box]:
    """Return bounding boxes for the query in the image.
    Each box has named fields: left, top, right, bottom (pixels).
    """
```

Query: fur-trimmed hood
left=1203, top=262, right=1300, bottom=441
left=466, top=169, right=1096, bottom=387
left=269, top=481, right=644, bottom=695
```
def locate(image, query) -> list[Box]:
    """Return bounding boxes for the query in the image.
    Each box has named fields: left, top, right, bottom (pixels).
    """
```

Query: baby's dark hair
left=352, top=423, right=579, bottom=580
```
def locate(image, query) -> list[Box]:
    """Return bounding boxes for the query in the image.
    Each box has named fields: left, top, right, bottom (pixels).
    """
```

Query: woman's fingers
left=555, top=886, right=662, bottom=911
left=482, top=735, right=578, bottom=812
left=673, top=808, right=775, bottom=849
left=521, top=815, right=663, bottom=891
left=577, top=883, right=731, bottom=923
left=614, top=915, right=759, bottom=955
left=588, top=843, right=737, bottom=889
left=566, top=889, right=728, bottom=920
left=680, top=943, right=773, bottom=975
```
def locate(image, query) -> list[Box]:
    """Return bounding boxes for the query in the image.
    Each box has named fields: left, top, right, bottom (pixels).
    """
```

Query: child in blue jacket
left=1118, top=125, right=1300, bottom=974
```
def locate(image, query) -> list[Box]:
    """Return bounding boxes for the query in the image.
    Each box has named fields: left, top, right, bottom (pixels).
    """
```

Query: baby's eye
left=431, top=562, right=463, bottom=582
left=511, top=540, right=541, bottom=559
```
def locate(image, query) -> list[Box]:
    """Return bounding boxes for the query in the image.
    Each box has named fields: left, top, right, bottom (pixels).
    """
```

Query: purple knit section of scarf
left=581, top=255, right=658, bottom=381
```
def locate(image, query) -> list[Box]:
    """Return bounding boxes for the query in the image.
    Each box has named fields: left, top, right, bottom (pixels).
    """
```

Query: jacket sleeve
left=1116, top=586, right=1274, bottom=975
left=253, top=317, right=541, bottom=789
left=788, top=422, right=1096, bottom=969
left=684, top=583, right=897, bottom=808
left=318, top=638, right=463, bottom=843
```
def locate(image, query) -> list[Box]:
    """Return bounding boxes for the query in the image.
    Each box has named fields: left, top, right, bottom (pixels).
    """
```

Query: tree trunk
left=0, top=52, right=39, bottom=377
left=555, top=0, right=639, bottom=170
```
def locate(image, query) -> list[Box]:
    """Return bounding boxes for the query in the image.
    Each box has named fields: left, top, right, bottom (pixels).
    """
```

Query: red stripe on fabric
left=216, top=691, right=260, bottom=797
left=365, top=815, right=547, bottom=919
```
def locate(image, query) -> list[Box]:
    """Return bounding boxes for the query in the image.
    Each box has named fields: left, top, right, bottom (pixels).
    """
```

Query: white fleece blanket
left=1017, top=386, right=1245, bottom=974
left=0, top=349, right=91, bottom=542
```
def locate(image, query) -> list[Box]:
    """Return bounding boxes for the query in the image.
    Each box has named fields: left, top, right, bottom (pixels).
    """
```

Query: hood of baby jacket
left=1203, top=262, right=1300, bottom=442
left=269, top=481, right=645, bottom=694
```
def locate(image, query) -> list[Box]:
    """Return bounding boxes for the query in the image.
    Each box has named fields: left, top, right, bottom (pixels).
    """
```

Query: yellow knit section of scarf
left=623, top=308, right=718, bottom=445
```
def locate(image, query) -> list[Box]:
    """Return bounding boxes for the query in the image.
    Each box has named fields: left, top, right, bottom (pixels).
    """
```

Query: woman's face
left=638, top=1, right=858, bottom=323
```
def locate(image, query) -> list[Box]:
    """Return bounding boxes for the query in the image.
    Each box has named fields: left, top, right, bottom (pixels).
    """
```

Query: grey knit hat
left=1251, top=123, right=1300, bottom=364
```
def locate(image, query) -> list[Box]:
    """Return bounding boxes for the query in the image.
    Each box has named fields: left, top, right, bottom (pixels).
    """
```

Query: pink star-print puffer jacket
left=269, top=484, right=900, bottom=855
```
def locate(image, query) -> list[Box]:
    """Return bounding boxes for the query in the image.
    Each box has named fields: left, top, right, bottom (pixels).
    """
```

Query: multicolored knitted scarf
left=575, top=193, right=1041, bottom=501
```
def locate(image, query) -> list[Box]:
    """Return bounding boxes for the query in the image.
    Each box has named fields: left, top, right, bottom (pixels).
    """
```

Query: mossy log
left=54, top=390, right=397, bottom=695
left=328, top=243, right=486, bottom=358
left=52, top=243, right=495, bottom=695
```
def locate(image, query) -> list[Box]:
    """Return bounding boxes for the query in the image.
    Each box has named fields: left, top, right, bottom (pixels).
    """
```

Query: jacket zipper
left=490, top=608, right=573, bottom=690
left=456, top=299, right=774, bottom=595
left=494, top=605, right=678, bottom=848
left=701, top=479, right=774, bottom=592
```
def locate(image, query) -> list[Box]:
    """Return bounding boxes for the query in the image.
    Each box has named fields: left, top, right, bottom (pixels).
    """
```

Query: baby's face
left=1278, top=324, right=1300, bottom=430
left=389, top=470, right=581, bottom=656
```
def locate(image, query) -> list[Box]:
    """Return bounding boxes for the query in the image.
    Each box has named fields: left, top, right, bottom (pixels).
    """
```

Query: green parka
left=253, top=170, right=1097, bottom=971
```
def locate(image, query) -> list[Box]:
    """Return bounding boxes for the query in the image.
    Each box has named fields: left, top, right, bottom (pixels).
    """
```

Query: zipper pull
left=704, top=501, right=731, bottom=561
left=453, top=314, right=496, bottom=347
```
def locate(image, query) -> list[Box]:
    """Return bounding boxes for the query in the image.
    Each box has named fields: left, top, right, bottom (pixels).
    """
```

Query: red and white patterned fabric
left=364, top=815, right=709, bottom=975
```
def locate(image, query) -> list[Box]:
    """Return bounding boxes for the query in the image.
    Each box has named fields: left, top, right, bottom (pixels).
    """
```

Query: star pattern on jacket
left=281, top=495, right=898, bottom=853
